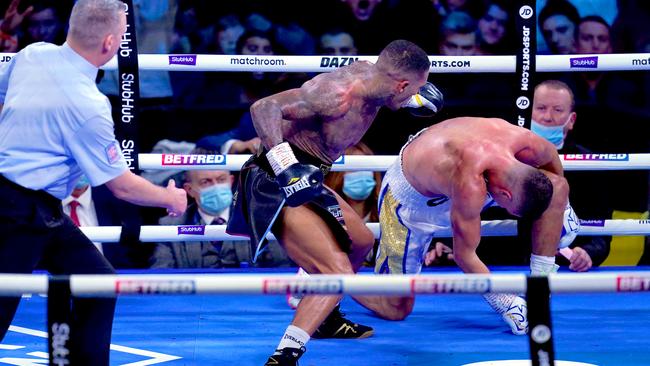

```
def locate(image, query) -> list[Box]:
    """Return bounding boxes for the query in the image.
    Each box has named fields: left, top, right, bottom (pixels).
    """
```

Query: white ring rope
left=0, top=272, right=648, bottom=297
left=141, top=153, right=650, bottom=172
left=1, top=53, right=648, bottom=72
left=79, top=219, right=650, bottom=243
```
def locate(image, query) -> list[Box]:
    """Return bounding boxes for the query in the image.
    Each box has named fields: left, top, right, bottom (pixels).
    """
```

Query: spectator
left=62, top=175, right=151, bottom=268
left=150, top=164, right=247, bottom=268
left=575, top=15, right=612, bottom=54
left=324, top=142, right=380, bottom=225
left=0, top=0, right=32, bottom=52
left=439, top=11, right=480, bottom=56
left=532, top=80, right=611, bottom=271
left=318, top=27, right=357, bottom=56
left=539, top=0, right=580, bottom=54
left=477, top=0, right=513, bottom=55
left=150, top=149, right=290, bottom=268
left=23, top=0, right=67, bottom=46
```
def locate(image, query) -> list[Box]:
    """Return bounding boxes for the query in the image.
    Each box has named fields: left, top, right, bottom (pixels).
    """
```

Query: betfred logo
left=177, top=225, right=205, bottom=235
left=570, top=56, right=598, bottom=69
left=563, top=153, right=628, bottom=161
left=116, top=280, right=197, bottom=294
left=412, top=277, right=491, bottom=294
left=263, top=278, right=343, bottom=295
left=616, top=276, right=650, bottom=292
left=162, top=154, right=226, bottom=165
left=580, top=219, right=605, bottom=227
left=169, top=55, right=197, bottom=65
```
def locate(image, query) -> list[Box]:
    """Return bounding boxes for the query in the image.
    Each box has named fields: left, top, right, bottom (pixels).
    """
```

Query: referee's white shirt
left=0, top=42, right=127, bottom=199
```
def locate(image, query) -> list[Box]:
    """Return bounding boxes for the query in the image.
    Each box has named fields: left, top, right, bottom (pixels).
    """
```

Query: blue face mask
left=343, top=171, right=376, bottom=201
left=199, top=183, right=233, bottom=215
left=531, top=118, right=570, bottom=149
left=74, top=175, right=90, bottom=190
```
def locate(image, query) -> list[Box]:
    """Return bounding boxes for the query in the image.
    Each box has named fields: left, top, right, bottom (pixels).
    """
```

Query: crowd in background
left=0, top=0, right=648, bottom=269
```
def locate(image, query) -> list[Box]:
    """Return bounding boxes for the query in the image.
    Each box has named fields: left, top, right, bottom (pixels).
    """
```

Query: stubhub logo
left=169, top=55, right=196, bottom=66
left=178, top=225, right=205, bottom=235
left=563, top=153, right=628, bottom=161
left=570, top=56, right=598, bottom=69
left=580, top=219, right=605, bottom=227
left=162, top=154, right=226, bottom=165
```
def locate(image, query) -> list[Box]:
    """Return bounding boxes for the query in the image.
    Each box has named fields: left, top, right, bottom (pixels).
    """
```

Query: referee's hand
left=166, top=179, right=187, bottom=217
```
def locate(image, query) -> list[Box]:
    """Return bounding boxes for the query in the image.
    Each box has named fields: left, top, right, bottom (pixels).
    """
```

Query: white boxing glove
left=502, top=296, right=528, bottom=335
left=401, top=82, right=443, bottom=117
left=559, top=202, right=580, bottom=249
left=483, top=293, right=528, bottom=335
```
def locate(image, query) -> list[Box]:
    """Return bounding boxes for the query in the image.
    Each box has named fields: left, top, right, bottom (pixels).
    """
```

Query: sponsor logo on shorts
left=579, top=219, right=605, bottom=227
left=616, top=276, right=650, bottom=292
left=570, top=56, right=598, bottom=69
left=327, top=205, right=343, bottom=221
left=162, top=154, right=226, bottom=165
left=320, top=56, right=358, bottom=68
left=0, top=55, right=12, bottom=63
left=177, top=225, right=205, bottom=235
left=105, top=141, right=121, bottom=164
left=116, top=280, right=197, bottom=294
left=263, top=278, right=343, bottom=295
left=169, top=54, right=197, bottom=66
left=411, top=278, right=491, bottom=294
left=563, top=153, right=628, bottom=161
left=282, top=176, right=311, bottom=196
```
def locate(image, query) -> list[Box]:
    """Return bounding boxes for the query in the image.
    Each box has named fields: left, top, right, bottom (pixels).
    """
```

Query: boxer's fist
left=267, top=142, right=323, bottom=207
left=402, top=82, right=444, bottom=117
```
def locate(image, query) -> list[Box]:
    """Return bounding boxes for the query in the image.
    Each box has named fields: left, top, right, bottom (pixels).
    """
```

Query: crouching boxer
left=354, top=117, right=574, bottom=335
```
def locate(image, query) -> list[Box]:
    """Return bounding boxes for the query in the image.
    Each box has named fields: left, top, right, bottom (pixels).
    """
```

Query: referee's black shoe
left=312, top=305, right=374, bottom=339
left=264, top=346, right=305, bottom=366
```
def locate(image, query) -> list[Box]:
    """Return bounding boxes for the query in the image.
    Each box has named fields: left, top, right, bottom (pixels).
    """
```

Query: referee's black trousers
left=0, top=175, right=116, bottom=366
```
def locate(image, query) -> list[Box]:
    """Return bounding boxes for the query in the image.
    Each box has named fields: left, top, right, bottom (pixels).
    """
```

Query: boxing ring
left=2, top=22, right=650, bottom=366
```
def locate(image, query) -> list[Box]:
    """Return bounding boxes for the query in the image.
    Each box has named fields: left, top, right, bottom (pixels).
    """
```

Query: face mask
left=530, top=115, right=571, bottom=149
left=343, top=171, right=376, bottom=201
left=199, top=183, right=232, bottom=215
left=74, top=175, right=90, bottom=190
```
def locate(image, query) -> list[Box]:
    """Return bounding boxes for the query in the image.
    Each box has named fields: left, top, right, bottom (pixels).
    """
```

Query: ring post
left=48, top=275, right=72, bottom=366
left=527, top=276, right=555, bottom=366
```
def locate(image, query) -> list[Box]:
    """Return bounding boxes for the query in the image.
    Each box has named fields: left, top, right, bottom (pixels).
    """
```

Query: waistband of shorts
left=256, top=144, right=332, bottom=176
left=385, top=160, right=437, bottom=210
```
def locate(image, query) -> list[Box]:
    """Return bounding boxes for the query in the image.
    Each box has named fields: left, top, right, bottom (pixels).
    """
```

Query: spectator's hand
left=165, top=179, right=187, bottom=217
left=229, top=137, right=261, bottom=154
left=424, top=242, right=453, bottom=265
left=568, top=246, right=592, bottom=272
left=1, top=0, right=33, bottom=34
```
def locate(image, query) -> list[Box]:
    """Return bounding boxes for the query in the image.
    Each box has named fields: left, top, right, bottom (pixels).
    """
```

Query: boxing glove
left=266, top=142, right=323, bottom=207
left=559, top=202, right=580, bottom=249
left=484, top=293, right=528, bottom=335
left=402, top=81, right=444, bottom=117
left=502, top=296, right=528, bottom=335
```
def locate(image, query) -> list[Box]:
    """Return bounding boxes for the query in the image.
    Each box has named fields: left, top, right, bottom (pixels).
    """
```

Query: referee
left=0, top=1, right=187, bottom=365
